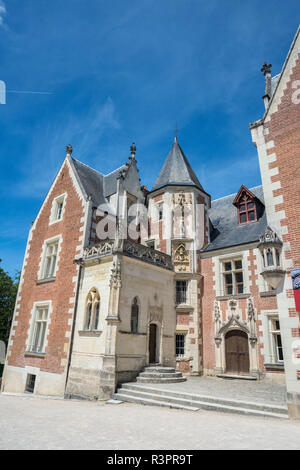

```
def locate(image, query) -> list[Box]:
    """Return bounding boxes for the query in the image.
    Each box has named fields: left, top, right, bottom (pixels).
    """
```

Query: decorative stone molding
left=110, top=260, right=121, bottom=288
left=173, top=243, right=190, bottom=272
left=258, top=226, right=285, bottom=288
left=76, top=239, right=173, bottom=271
left=214, top=298, right=257, bottom=345
left=123, top=240, right=173, bottom=271
left=83, top=241, right=114, bottom=260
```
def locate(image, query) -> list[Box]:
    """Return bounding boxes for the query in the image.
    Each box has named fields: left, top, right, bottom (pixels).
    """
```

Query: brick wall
left=6, top=159, right=86, bottom=377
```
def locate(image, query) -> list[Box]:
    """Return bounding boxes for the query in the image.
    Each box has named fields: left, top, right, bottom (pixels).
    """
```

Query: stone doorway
left=149, top=323, right=157, bottom=364
left=225, top=330, right=250, bottom=375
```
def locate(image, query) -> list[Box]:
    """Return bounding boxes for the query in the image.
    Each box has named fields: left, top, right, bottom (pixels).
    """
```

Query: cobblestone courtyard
left=0, top=392, right=300, bottom=450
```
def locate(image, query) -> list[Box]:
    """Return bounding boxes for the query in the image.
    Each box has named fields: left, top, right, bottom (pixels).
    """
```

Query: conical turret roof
left=152, top=137, right=205, bottom=192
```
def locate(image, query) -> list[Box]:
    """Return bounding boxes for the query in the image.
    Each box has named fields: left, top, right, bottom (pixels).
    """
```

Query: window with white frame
left=222, top=259, right=244, bottom=295
left=176, top=333, right=185, bottom=357
left=29, top=305, right=49, bottom=353
left=41, top=240, right=59, bottom=279
left=157, top=202, right=163, bottom=221
left=269, top=317, right=284, bottom=363
left=50, top=194, right=65, bottom=223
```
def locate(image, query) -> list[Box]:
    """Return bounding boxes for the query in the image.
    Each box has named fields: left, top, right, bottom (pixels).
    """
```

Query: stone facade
left=2, top=28, right=300, bottom=419
left=250, top=26, right=300, bottom=418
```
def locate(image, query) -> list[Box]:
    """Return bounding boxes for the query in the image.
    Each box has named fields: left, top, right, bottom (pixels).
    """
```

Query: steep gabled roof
left=71, top=157, right=128, bottom=206
left=151, top=137, right=206, bottom=193
left=202, top=185, right=267, bottom=253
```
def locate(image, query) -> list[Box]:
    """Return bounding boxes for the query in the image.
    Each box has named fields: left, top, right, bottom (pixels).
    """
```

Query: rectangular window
left=270, top=317, right=284, bottom=363
left=157, top=203, right=163, bottom=221
left=29, top=306, right=49, bottom=353
left=176, top=280, right=187, bottom=304
left=25, top=374, right=36, bottom=393
left=223, top=259, right=244, bottom=295
left=176, top=334, right=185, bottom=357
left=42, top=240, right=59, bottom=279
left=50, top=195, right=66, bottom=223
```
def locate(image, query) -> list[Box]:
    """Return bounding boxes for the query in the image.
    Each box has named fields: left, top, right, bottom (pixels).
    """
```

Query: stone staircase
left=113, top=382, right=289, bottom=419
left=135, top=366, right=186, bottom=384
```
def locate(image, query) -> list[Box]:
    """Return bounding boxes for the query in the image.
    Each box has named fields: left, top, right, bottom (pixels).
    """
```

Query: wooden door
left=149, top=324, right=157, bottom=364
left=225, top=330, right=250, bottom=374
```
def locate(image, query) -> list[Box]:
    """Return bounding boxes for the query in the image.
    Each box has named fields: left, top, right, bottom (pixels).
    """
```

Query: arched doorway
left=149, top=324, right=157, bottom=364
left=225, top=330, right=250, bottom=375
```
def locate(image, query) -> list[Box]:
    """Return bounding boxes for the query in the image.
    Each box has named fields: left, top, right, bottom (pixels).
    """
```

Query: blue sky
left=0, top=0, right=299, bottom=276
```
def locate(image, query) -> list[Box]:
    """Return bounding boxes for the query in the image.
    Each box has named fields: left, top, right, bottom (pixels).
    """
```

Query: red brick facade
left=6, top=159, right=86, bottom=377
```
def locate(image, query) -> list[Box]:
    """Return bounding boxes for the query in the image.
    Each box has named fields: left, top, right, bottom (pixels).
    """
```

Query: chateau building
left=2, top=27, right=300, bottom=418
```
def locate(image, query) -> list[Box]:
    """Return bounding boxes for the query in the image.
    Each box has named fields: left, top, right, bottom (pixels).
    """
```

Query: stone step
left=139, top=371, right=183, bottom=379
left=115, top=383, right=288, bottom=418
left=136, top=376, right=187, bottom=384
left=217, top=374, right=257, bottom=381
left=113, top=392, right=200, bottom=412
left=144, top=367, right=176, bottom=373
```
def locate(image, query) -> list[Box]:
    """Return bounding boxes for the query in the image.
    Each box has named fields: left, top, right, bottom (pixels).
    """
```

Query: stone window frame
left=214, top=250, right=250, bottom=298
left=38, top=235, right=62, bottom=281
left=269, top=316, right=284, bottom=363
left=222, top=258, right=244, bottom=296
left=261, top=310, right=284, bottom=365
left=175, top=332, right=186, bottom=357
left=156, top=202, right=164, bottom=221
left=83, top=288, right=101, bottom=331
left=130, top=296, right=140, bottom=334
left=26, top=300, right=52, bottom=354
left=49, top=193, right=67, bottom=225
left=175, top=279, right=188, bottom=305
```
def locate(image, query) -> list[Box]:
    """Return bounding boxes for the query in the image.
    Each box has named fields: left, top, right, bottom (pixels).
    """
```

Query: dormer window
left=233, top=185, right=258, bottom=225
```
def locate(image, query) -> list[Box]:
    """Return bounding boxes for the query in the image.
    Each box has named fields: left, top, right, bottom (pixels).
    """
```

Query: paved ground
left=137, top=376, right=287, bottom=405
left=1, top=393, right=299, bottom=450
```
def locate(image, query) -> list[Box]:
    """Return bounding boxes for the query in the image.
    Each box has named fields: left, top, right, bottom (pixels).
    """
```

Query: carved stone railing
left=82, top=240, right=114, bottom=260
left=78, top=239, right=173, bottom=271
left=123, top=240, right=173, bottom=271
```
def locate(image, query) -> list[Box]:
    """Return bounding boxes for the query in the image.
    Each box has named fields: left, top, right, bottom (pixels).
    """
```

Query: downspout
left=64, top=261, right=82, bottom=397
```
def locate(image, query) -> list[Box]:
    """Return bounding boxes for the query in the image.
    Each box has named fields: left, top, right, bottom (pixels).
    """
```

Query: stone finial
left=258, top=226, right=282, bottom=246
left=261, top=63, right=272, bottom=109
left=130, top=142, right=136, bottom=160
left=66, top=144, right=73, bottom=156
left=261, top=62, right=272, bottom=76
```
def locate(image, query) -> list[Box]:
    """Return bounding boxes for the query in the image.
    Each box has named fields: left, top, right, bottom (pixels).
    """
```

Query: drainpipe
left=64, top=262, right=82, bottom=396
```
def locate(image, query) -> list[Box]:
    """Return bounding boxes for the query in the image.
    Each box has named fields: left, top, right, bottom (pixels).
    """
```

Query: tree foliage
left=0, top=259, right=19, bottom=347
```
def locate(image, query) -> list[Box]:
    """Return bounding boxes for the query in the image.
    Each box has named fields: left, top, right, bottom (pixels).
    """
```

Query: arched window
left=267, top=248, right=274, bottom=266
left=131, top=297, right=139, bottom=334
left=84, top=288, right=100, bottom=331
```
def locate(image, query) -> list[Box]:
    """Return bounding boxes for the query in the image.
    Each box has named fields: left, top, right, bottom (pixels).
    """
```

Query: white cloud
left=0, top=1, right=6, bottom=28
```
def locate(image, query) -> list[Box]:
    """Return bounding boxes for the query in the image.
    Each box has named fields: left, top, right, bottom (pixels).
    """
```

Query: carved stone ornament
left=110, top=260, right=121, bottom=287
left=214, top=299, right=256, bottom=346
left=173, top=243, right=190, bottom=272
left=258, top=226, right=282, bottom=247
left=258, top=226, right=285, bottom=289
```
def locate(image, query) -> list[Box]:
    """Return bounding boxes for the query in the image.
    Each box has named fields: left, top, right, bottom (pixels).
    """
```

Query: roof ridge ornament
left=261, top=62, right=272, bottom=109
left=261, top=62, right=272, bottom=76
left=129, top=142, right=136, bottom=161
left=66, top=144, right=73, bottom=156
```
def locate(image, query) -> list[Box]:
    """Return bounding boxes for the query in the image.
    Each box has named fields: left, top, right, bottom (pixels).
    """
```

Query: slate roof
left=202, top=185, right=267, bottom=253
left=151, top=137, right=206, bottom=193
left=271, top=74, right=280, bottom=97
left=71, top=157, right=127, bottom=206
